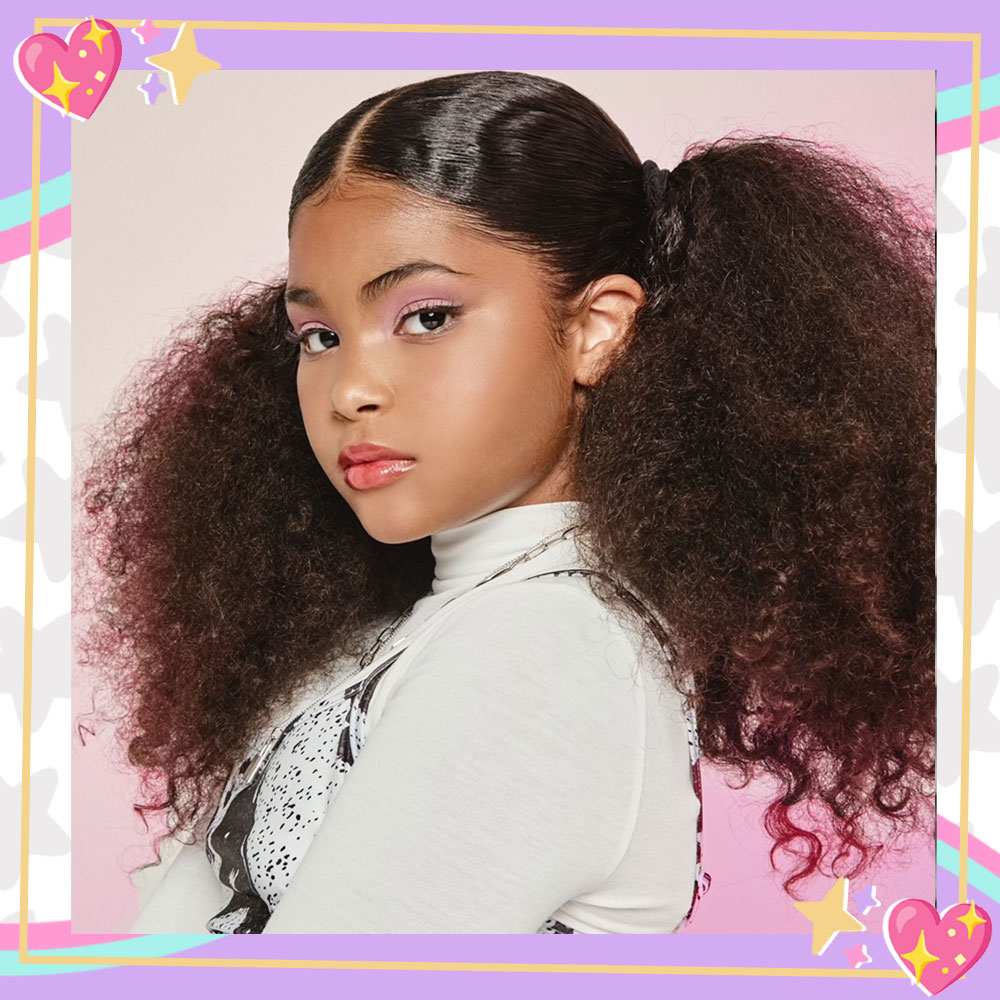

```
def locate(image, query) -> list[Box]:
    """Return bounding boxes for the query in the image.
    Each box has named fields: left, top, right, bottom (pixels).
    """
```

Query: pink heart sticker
left=13, top=17, right=122, bottom=120
left=884, top=898, right=992, bottom=996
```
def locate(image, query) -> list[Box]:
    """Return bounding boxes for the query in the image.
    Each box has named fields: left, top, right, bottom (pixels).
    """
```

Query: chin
left=349, top=503, right=432, bottom=546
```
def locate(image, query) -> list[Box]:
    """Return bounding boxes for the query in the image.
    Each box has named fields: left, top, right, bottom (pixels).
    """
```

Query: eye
left=293, top=326, right=340, bottom=355
left=398, top=303, right=461, bottom=337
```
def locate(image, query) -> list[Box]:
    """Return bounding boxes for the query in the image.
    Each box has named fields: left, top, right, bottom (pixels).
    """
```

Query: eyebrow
left=284, top=260, right=471, bottom=310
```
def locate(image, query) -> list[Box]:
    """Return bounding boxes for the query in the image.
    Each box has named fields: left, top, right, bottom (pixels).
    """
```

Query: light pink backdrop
left=72, top=68, right=935, bottom=933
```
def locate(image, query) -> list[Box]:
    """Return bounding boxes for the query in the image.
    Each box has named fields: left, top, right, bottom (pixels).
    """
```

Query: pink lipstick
left=339, top=443, right=416, bottom=491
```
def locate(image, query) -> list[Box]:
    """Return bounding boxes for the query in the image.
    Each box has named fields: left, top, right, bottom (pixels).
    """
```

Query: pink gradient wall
left=72, top=68, right=935, bottom=933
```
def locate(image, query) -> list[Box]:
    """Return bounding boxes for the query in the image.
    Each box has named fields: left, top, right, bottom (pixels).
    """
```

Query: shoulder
left=350, top=574, right=651, bottom=890
left=428, top=571, right=625, bottom=642
left=423, top=572, right=637, bottom=665
left=371, top=573, right=648, bottom=735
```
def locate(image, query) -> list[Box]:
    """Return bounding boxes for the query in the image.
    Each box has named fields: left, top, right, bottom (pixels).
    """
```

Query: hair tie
left=641, top=158, right=671, bottom=207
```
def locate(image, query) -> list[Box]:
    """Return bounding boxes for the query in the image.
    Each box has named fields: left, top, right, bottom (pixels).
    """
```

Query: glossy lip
left=338, top=442, right=415, bottom=470
left=344, top=459, right=415, bottom=491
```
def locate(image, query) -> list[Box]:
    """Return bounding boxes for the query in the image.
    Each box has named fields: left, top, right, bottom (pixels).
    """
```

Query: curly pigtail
left=575, top=137, right=935, bottom=892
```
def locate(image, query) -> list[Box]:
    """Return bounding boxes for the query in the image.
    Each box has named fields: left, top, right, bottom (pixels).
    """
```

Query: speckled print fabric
left=205, top=653, right=402, bottom=933
left=537, top=917, right=577, bottom=934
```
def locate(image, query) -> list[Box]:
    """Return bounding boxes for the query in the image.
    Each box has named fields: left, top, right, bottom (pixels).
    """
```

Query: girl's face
left=287, top=176, right=582, bottom=545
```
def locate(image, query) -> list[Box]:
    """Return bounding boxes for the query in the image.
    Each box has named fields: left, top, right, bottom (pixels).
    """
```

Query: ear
left=564, top=274, right=645, bottom=387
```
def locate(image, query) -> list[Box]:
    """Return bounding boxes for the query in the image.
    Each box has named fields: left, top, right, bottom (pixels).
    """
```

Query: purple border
left=6, top=1, right=997, bottom=996
left=10, top=872, right=1000, bottom=998
left=0, top=0, right=994, bottom=198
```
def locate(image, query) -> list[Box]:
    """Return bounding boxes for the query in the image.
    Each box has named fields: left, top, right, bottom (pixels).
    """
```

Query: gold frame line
left=17, top=18, right=981, bottom=975
left=29, top=21, right=981, bottom=41
left=959, top=35, right=981, bottom=909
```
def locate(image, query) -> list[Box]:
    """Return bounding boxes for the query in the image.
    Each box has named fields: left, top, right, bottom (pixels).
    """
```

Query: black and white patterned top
left=171, top=502, right=704, bottom=934
left=206, top=652, right=403, bottom=933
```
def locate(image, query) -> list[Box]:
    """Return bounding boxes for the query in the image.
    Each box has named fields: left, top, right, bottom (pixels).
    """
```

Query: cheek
left=428, top=330, right=568, bottom=446
left=296, top=361, right=330, bottom=410
left=296, top=369, right=330, bottom=452
left=296, top=372, right=313, bottom=426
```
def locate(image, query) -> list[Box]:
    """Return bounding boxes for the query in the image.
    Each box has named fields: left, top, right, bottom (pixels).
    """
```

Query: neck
left=429, top=501, right=583, bottom=596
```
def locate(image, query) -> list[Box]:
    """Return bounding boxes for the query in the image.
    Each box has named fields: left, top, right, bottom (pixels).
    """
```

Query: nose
left=327, top=343, right=393, bottom=420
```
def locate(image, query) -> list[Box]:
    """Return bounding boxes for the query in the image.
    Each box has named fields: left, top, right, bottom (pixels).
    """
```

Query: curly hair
left=76, top=71, right=934, bottom=895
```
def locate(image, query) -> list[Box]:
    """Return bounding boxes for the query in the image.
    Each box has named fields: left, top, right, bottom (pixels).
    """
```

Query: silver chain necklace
left=358, top=522, right=577, bottom=668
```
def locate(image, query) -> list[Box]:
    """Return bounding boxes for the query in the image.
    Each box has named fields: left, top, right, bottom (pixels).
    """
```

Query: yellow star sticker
left=794, top=877, right=866, bottom=955
left=81, top=16, right=112, bottom=56
left=956, top=901, right=988, bottom=940
left=146, top=22, right=220, bottom=105
left=900, top=929, right=940, bottom=985
left=42, top=62, right=80, bottom=114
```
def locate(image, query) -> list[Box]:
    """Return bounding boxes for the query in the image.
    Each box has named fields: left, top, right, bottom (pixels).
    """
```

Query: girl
left=78, top=70, right=935, bottom=934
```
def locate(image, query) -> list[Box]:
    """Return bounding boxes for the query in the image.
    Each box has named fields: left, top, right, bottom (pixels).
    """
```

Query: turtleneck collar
left=430, top=501, right=584, bottom=596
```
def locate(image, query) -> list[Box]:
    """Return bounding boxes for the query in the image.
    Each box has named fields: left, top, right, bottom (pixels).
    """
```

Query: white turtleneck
left=130, top=501, right=699, bottom=935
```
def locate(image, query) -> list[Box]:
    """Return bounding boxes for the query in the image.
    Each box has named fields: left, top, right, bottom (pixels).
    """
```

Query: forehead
left=287, top=176, right=532, bottom=285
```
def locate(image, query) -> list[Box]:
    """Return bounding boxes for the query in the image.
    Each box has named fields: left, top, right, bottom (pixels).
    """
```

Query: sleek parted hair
left=79, top=71, right=935, bottom=894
